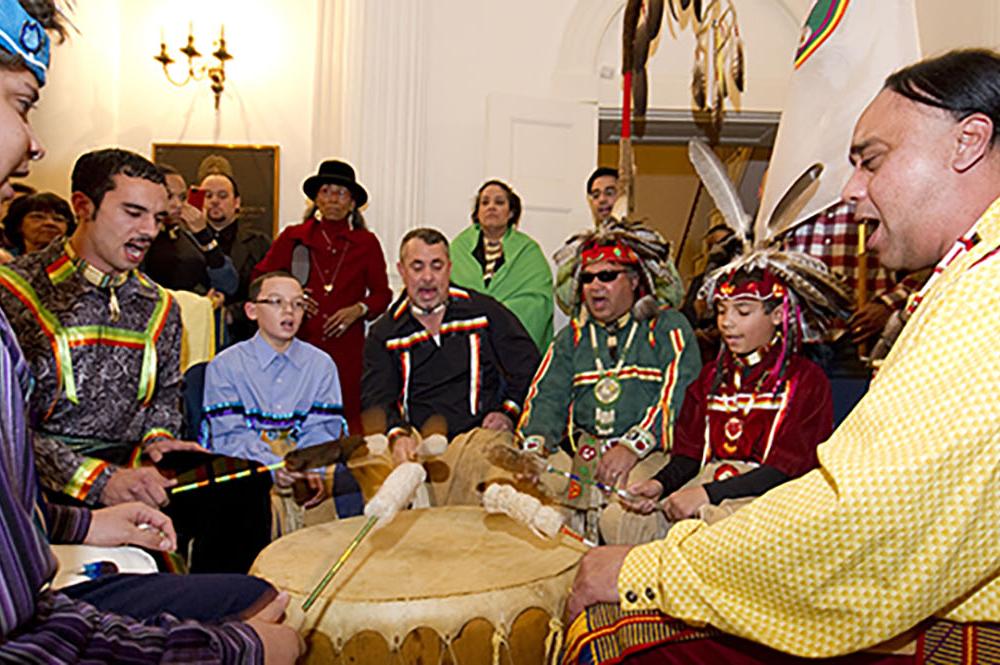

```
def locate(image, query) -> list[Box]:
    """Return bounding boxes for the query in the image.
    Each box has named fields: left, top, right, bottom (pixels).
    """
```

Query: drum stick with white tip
left=482, top=483, right=595, bottom=547
left=302, top=462, right=426, bottom=611
left=415, top=433, right=448, bottom=458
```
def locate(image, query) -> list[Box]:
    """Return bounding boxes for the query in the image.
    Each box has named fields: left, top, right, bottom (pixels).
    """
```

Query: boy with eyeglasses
left=202, top=271, right=361, bottom=533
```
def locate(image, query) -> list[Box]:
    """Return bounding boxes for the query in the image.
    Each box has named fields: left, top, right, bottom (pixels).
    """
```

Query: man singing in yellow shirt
left=565, top=48, right=1000, bottom=665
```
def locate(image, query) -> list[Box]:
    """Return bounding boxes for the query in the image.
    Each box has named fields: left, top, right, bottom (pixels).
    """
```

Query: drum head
left=256, top=506, right=580, bottom=602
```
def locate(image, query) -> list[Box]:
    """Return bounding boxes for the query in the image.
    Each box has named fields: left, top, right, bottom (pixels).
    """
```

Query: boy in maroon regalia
left=610, top=263, right=846, bottom=540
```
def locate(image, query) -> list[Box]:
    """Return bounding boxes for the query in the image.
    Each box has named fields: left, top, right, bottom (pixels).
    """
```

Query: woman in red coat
left=253, top=160, right=391, bottom=433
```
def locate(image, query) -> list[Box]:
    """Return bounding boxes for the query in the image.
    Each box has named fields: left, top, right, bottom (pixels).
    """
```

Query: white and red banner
left=755, top=0, right=921, bottom=234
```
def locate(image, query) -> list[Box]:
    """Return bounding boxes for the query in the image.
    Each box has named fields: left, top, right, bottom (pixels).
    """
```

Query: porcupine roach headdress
left=553, top=216, right=683, bottom=319
left=687, top=139, right=851, bottom=366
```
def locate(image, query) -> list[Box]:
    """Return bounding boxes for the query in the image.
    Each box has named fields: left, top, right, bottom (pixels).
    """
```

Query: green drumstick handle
left=302, top=515, right=378, bottom=611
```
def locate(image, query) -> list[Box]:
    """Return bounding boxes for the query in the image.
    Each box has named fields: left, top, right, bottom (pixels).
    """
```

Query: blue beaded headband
left=0, top=0, right=50, bottom=85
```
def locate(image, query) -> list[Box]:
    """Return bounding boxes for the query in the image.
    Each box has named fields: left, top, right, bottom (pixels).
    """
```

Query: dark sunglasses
left=579, top=269, right=625, bottom=285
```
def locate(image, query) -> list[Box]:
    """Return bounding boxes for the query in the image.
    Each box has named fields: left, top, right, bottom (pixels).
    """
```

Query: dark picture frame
left=151, top=143, right=280, bottom=238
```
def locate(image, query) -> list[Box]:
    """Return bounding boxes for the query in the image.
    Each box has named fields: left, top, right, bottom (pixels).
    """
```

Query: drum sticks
left=170, top=461, right=284, bottom=494
left=482, top=483, right=596, bottom=547
left=302, top=462, right=426, bottom=611
left=168, top=436, right=363, bottom=495
left=301, top=514, right=378, bottom=612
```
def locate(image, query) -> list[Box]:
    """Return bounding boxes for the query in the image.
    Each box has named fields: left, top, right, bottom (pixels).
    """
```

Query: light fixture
left=154, top=23, right=233, bottom=110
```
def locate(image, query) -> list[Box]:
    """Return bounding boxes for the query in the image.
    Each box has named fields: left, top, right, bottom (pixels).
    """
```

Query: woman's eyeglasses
left=579, top=270, right=625, bottom=285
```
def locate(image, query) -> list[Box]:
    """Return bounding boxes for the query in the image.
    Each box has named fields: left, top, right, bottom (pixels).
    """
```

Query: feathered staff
left=688, top=0, right=745, bottom=126
left=628, top=0, right=664, bottom=136
left=627, top=0, right=745, bottom=128
left=617, top=0, right=643, bottom=218
left=687, top=139, right=850, bottom=343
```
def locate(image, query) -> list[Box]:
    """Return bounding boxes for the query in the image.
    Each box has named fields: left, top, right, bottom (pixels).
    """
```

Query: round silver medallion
left=594, top=376, right=622, bottom=405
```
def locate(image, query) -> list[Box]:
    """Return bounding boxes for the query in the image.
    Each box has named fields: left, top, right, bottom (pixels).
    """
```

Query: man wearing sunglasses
left=517, top=235, right=700, bottom=544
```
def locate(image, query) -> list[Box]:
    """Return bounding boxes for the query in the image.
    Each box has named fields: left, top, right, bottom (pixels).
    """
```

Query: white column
left=311, top=0, right=428, bottom=275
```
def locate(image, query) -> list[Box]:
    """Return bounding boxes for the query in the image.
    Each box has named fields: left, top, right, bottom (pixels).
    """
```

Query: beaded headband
left=0, top=0, right=50, bottom=85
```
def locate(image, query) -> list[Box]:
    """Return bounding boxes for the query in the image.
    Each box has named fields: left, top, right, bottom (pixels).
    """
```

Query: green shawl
left=451, top=224, right=554, bottom=351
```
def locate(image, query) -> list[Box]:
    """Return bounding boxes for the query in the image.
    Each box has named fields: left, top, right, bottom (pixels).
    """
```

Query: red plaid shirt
left=782, top=202, right=925, bottom=337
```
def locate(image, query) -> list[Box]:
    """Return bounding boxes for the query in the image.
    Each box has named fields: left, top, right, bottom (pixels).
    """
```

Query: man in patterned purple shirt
left=0, top=1, right=301, bottom=662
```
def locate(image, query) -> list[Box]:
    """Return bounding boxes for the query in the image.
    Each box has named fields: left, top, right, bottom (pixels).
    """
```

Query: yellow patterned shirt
left=618, top=197, right=1000, bottom=658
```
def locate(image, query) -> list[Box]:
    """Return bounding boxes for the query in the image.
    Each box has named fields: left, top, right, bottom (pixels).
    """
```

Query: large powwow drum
left=251, top=506, right=584, bottom=664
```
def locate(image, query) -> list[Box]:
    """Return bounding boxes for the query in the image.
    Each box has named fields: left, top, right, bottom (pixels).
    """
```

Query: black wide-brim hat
left=302, top=160, right=368, bottom=207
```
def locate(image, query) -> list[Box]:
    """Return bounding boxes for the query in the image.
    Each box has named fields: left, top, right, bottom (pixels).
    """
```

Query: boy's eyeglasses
left=579, top=270, right=625, bottom=285
left=254, top=297, right=308, bottom=312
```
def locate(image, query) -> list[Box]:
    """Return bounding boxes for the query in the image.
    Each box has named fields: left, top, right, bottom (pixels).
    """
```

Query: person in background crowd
left=451, top=178, right=554, bottom=351
left=143, top=163, right=238, bottom=300
left=199, top=159, right=271, bottom=343
left=587, top=166, right=620, bottom=224
left=1, top=191, right=74, bottom=258
left=253, top=159, right=392, bottom=434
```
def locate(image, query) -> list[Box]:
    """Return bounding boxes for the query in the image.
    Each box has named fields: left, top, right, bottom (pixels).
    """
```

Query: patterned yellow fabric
left=618, top=197, right=1000, bottom=658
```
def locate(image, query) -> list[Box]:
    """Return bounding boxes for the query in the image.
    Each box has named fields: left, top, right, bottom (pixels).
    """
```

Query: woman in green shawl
left=451, top=180, right=554, bottom=351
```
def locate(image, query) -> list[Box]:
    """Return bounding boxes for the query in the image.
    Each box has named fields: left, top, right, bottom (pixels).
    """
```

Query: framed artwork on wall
left=151, top=143, right=280, bottom=238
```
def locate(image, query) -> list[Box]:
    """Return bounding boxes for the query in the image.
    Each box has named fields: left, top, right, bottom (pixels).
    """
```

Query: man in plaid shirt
left=782, top=201, right=926, bottom=352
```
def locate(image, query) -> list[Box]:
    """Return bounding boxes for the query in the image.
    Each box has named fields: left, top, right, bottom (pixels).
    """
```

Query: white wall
left=30, top=0, right=122, bottom=194
left=421, top=0, right=581, bottom=241
left=918, top=0, right=1000, bottom=56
